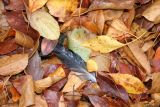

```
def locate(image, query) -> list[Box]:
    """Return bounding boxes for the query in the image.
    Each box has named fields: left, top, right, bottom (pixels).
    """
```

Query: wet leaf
left=109, top=73, right=146, bottom=94
left=29, top=0, right=48, bottom=12
left=82, top=35, right=125, bottom=53
left=29, top=9, right=60, bottom=40
left=142, top=0, right=160, bottom=24
left=0, top=54, right=28, bottom=76
left=19, top=75, right=35, bottom=107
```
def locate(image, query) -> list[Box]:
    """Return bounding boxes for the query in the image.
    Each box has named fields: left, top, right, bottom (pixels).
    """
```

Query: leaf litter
left=0, top=0, right=160, bottom=107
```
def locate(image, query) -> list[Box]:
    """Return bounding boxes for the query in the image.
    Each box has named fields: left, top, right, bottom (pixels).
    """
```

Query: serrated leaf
left=68, top=28, right=91, bottom=61
left=29, top=10, right=60, bottom=40
left=109, top=73, right=146, bottom=94
left=0, top=54, right=28, bottom=76
left=82, top=35, right=125, bottom=53
left=29, top=0, right=48, bottom=12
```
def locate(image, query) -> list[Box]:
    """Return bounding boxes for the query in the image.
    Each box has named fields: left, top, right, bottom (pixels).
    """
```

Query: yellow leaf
left=29, top=10, right=60, bottom=40
left=82, top=35, right=125, bottom=53
left=29, top=0, right=48, bottom=12
left=47, top=0, right=78, bottom=18
left=109, top=73, right=146, bottom=94
left=86, top=59, right=98, bottom=72
left=0, top=54, right=28, bottom=76
left=48, top=66, right=66, bottom=78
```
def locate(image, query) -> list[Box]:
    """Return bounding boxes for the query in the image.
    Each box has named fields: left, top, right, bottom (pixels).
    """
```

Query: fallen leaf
left=0, top=54, right=28, bottom=76
left=152, top=47, right=160, bottom=73
left=0, top=39, right=18, bottom=55
left=19, top=75, right=35, bottom=107
left=62, top=72, right=86, bottom=92
left=47, top=0, right=78, bottom=18
left=34, top=95, right=48, bottom=107
left=128, top=41, right=151, bottom=74
left=141, top=41, right=154, bottom=52
left=15, top=30, right=34, bottom=48
left=103, top=10, right=123, bottom=21
left=68, top=28, right=91, bottom=61
left=4, top=0, right=25, bottom=10
left=9, top=86, right=20, bottom=102
left=109, top=73, right=146, bottom=94
left=48, top=66, right=66, bottom=78
left=89, top=0, right=135, bottom=11
left=44, top=90, right=60, bottom=107
left=26, top=51, right=44, bottom=80
left=49, top=78, right=67, bottom=91
left=77, top=101, right=91, bottom=107
left=86, top=59, right=98, bottom=72
left=97, top=72, right=130, bottom=104
left=82, top=35, right=125, bottom=53
left=29, top=0, right=48, bottom=12
left=142, top=0, right=160, bottom=24
left=150, top=72, right=160, bottom=93
left=29, top=9, right=60, bottom=40
left=41, top=38, right=57, bottom=55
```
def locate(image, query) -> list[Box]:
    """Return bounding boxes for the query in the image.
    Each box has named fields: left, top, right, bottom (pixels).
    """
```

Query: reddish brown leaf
left=0, top=38, right=18, bottom=55
left=97, top=72, right=129, bottom=104
left=26, top=51, right=44, bottom=80
left=44, top=90, right=60, bottom=107
left=4, top=0, right=25, bottom=10
left=152, top=47, right=160, bottom=72
left=9, top=86, right=20, bottom=102
left=80, top=0, right=91, bottom=8
left=49, top=78, right=67, bottom=91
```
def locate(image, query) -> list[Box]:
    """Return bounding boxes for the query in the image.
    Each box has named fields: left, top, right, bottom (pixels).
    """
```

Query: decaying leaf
left=0, top=54, right=28, bottom=76
left=109, top=73, right=146, bottom=94
left=82, top=35, right=125, bottom=53
left=142, top=0, right=160, bottom=24
left=15, top=30, right=34, bottom=48
left=29, top=0, right=48, bottom=12
left=19, top=75, right=35, bottom=107
left=128, top=41, right=151, bottom=74
left=29, top=9, right=60, bottom=40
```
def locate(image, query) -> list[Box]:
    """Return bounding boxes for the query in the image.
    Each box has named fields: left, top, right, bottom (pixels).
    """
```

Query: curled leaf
left=0, top=54, right=28, bottom=76
left=29, top=10, right=60, bottom=40
left=109, top=73, right=146, bottom=94
left=82, top=35, right=125, bottom=53
left=15, top=30, right=34, bottom=48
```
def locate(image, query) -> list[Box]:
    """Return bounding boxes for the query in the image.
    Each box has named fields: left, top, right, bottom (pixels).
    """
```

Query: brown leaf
left=152, top=47, right=160, bottom=73
left=26, top=51, right=43, bottom=80
left=29, top=0, right=48, bottom=12
left=9, top=86, right=20, bottom=102
left=128, top=41, right=151, bottom=74
left=89, top=0, right=135, bottom=11
left=44, top=90, right=60, bottom=107
left=4, top=0, right=25, bottom=10
left=19, top=75, right=35, bottom=107
left=97, top=72, right=129, bottom=104
left=49, top=78, right=67, bottom=91
left=103, top=10, right=123, bottom=21
left=34, top=95, right=48, bottom=107
left=15, top=30, right=34, bottom=48
left=150, top=72, right=160, bottom=93
left=0, top=38, right=18, bottom=55
left=5, top=11, right=39, bottom=41
left=0, top=54, right=28, bottom=76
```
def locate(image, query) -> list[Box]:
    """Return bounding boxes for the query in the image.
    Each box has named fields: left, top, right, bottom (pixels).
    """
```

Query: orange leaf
left=9, top=86, right=20, bottom=102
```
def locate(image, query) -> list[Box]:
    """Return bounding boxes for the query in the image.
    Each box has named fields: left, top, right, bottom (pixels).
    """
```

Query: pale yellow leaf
left=142, top=0, right=160, bottom=24
left=109, top=73, right=146, bottom=94
left=82, top=35, right=125, bottom=53
left=29, top=10, right=60, bottom=40
left=128, top=42, right=151, bottom=74
left=29, top=0, right=48, bottom=12
left=62, top=72, right=86, bottom=92
left=47, top=0, right=78, bottom=18
left=0, top=54, right=28, bottom=76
